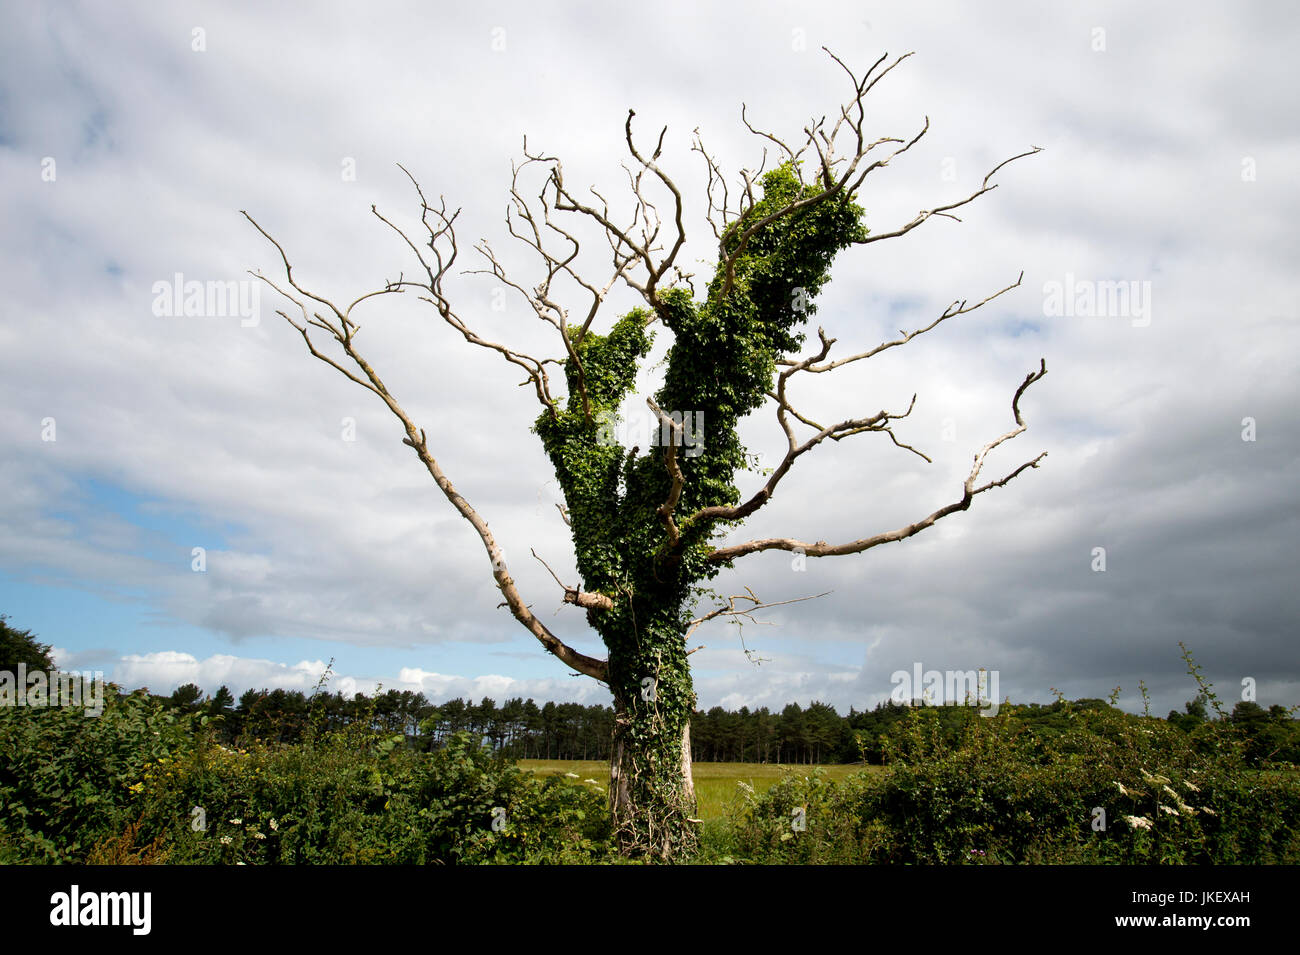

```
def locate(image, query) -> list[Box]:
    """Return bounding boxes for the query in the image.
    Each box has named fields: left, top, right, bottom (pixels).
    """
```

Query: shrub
left=121, top=729, right=612, bottom=864
left=724, top=698, right=1300, bottom=865
left=1, top=683, right=613, bottom=864
left=0, top=686, right=197, bottom=862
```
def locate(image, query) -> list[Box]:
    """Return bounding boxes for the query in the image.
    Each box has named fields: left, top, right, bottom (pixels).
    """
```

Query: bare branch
left=647, top=398, right=686, bottom=547
left=531, top=548, right=616, bottom=613
left=245, top=211, right=607, bottom=682
left=853, top=146, right=1043, bottom=246
left=685, top=587, right=832, bottom=641
left=706, top=361, right=1048, bottom=565
left=778, top=273, right=1026, bottom=374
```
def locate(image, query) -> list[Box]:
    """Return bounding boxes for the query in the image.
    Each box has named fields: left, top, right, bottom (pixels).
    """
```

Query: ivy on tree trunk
left=246, top=49, right=1045, bottom=862
left=534, top=165, right=869, bottom=856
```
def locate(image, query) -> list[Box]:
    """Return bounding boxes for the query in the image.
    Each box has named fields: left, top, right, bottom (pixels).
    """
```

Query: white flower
left=1183, top=780, right=1200, bottom=793
left=1140, top=769, right=1172, bottom=785
left=252, top=831, right=266, bottom=839
left=1117, top=781, right=1130, bottom=796
left=564, top=772, right=580, bottom=779
left=1123, top=815, right=1153, bottom=830
left=220, top=835, right=232, bottom=845
left=1201, top=806, right=1217, bottom=816
left=269, top=818, right=278, bottom=831
left=1159, top=804, right=1179, bottom=816
left=229, top=818, right=242, bottom=825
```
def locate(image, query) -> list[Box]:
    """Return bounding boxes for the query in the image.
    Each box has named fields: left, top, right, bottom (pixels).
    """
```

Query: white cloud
left=1, top=0, right=1297, bottom=719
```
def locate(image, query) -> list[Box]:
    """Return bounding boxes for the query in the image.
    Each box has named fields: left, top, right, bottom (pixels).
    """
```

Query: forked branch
left=705, top=360, right=1048, bottom=565
left=685, top=587, right=832, bottom=641
left=243, top=211, right=608, bottom=682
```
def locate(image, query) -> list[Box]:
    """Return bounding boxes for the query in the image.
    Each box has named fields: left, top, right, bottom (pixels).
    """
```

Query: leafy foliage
left=0, top=687, right=196, bottom=862
left=725, top=692, right=1300, bottom=865
left=0, top=684, right=611, bottom=864
left=530, top=164, right=870, bottom=853
left=0, top=613, right=54, bottom=675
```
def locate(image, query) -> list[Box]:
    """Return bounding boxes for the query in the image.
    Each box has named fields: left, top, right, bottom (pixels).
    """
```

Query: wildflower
left=269, top=818, right=278, bottom=831
left=220, top=835, right=232, bottom=845
left=1140, top=768, right=1172, bottom=785
left=1123, top=815, right=1153, bottom=830
left=564, top=772, right=579, bottom=779
left=251, top=831, right=266, bottom=840
left=1159, top=804, right=1179, bottom=816
left=1183, top=780, right=1200, bottom=793
left=1116, top=781, right=1130, bottom=796
left=1201, top=806, right=1217, bottom=816
left=583, top=778, right=600, bottom=785
left=230, top=818, right=242, bottom=825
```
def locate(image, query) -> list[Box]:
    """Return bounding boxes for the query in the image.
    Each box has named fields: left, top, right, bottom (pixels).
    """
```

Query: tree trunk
left=609, top=708, right=697, bottom=860
left=606, top=642, right=698, bottom=861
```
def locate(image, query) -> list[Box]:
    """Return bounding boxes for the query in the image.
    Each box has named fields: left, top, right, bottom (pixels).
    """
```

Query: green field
left=517, top=760, right=879, bottom=820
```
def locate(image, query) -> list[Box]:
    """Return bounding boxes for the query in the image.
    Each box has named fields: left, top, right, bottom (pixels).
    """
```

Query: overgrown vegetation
left=1, top=627, right=1295, bottom=865
left=0, top=688, right=610, bottom=865
left=712, top=663, right=1300, bottom=865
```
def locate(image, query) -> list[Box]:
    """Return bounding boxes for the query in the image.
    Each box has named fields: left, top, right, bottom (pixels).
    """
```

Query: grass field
left=517, top=759, right=880, bottom=820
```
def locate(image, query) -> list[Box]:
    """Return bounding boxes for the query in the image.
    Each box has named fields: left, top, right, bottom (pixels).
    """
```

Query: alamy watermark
left=49, top=885, right=150, bottom=935
left=890, top=663, right=1000, bottom=717
left=1043, top=273, right=1151, bottom=327
left=0, top=665, right=106, bottom=717
left=596, top=409, right=704, bottom=458
left=152, top=272, right=261, bottom=327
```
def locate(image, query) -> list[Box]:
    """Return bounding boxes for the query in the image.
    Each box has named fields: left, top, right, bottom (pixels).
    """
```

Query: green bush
left=724, top=700, right=1300, bottom=865
left=0, top=685, right=612, bottom=864
left=0, top=686, right=198, bottom=862
left=123, top=727, right=612, bottom=864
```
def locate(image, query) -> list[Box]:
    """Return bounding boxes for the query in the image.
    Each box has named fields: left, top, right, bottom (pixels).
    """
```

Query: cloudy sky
left=2, top=0, right=1296, bottom=719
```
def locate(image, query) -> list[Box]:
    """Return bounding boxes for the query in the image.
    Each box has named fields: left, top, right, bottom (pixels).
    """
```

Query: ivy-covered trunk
left=531, top=163, right=871, bottom=859
left=256, top=81, right=1042, bottom=861
left=606, top=621, right=698, bottom=858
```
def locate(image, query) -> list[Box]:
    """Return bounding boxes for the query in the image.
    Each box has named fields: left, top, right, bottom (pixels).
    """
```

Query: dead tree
left=244, top=49, right=1044, bottom=859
